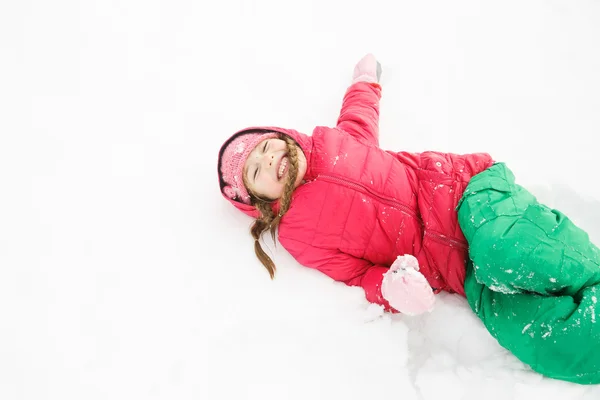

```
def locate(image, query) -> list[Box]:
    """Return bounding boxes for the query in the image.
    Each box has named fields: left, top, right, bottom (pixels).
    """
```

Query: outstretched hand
left=352, top=53, right=382, bottom=84
left=381, top=254, right=435, bottom=316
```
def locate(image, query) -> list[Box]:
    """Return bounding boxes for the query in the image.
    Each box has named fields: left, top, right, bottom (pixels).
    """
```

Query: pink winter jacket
left=221, top=82, right=494, bottom=312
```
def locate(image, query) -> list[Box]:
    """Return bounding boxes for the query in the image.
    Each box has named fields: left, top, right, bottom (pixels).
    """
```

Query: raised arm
left=336, top=54, right=382, bottom=146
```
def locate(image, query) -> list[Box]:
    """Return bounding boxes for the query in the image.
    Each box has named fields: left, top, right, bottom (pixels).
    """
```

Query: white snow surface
left=2, top=0, right=600, bottom=399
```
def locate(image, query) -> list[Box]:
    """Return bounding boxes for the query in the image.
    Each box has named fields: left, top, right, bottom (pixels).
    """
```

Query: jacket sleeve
left=278, top=235, right=398, bottom=312
left=336, top=81, right=381, bottom=146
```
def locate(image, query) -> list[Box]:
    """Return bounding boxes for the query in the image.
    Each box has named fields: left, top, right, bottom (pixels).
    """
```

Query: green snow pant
left=457, top=162, right=600, bottom=384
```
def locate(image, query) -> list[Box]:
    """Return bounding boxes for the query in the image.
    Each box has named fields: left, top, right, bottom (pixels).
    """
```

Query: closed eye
left=251, top=141, right=269, bottom=183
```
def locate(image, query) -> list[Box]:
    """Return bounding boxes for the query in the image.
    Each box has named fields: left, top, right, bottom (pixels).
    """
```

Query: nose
left=262, top=152, right=275, bottom=168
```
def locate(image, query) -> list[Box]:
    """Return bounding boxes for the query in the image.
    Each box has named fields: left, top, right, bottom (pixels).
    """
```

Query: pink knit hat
left=218, top=130, right=280, bottom=204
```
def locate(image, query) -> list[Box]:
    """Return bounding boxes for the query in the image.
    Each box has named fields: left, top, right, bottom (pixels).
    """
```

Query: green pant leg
left=459, top=163, right=600, bottom=383
left=458, top=162, right=600, bottom=295
left=465, top=265, right=600, bottom=384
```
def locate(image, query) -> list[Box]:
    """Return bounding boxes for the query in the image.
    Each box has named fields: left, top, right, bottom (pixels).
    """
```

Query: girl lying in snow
left=216, top=54, right=600, bottom=385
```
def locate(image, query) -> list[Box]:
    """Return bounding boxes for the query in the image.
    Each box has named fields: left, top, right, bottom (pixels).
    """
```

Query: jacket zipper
left=319, top=174, right=421, bottom=222
left=424, top=230, right=467, bottom=249
left=318, top=174, right=468, bottom=249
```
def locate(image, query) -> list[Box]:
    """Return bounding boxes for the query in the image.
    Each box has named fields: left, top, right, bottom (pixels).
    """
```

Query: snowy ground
left=2, top=0, right=600, bottom=399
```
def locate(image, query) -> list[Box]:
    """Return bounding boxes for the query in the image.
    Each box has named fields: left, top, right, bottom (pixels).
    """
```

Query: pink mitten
left=352, top=53, right=382, bottom=84
left=381, top=254, right=435, bottom=316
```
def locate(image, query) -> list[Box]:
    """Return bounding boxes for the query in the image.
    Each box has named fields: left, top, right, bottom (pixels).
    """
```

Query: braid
left=269, top=136, right=298, bottom=239
left=249, top=135, right=300, bottom=279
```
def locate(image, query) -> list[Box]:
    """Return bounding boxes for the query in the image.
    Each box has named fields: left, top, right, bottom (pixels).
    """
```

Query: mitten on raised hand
left=352, top=53, right=382, bottom=84
left=381, top=254, right=435, bottom=316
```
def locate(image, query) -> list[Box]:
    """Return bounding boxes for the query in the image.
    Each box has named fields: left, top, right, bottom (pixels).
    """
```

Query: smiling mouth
left=277, top=156, right=289, bottom=180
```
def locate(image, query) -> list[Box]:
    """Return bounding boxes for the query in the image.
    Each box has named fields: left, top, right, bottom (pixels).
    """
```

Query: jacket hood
left=217, top=126, right=313, bottom=218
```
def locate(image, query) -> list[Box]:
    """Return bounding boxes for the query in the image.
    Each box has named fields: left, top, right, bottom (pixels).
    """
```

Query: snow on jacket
left=221, top=82, right=494, bottom=311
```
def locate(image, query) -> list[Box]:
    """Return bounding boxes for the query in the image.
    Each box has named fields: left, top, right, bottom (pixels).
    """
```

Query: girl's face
left=243, top=137, right=306, bottom=201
